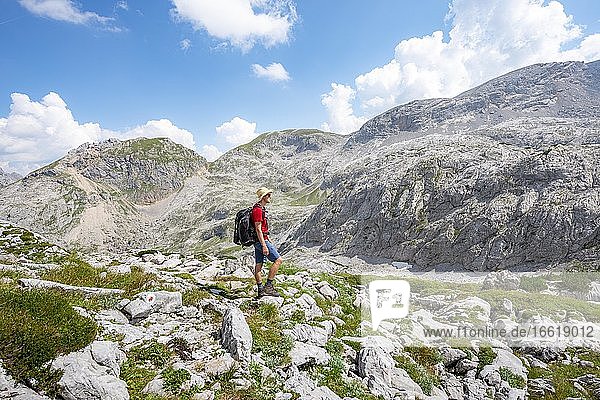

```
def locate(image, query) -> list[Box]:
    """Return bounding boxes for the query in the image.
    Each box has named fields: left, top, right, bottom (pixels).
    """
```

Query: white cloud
left=252, top=62, right=290, bottom=82
left=170, top=0, right=298, bottom=51
left=215, top=117, right=258, bottom=145
left=0, top=92, right=197, bottom=175
left=180, top=38, right=192, bottom=51
left=18, top=0, right=114, bottom=25
left=124, top=119, right=196, bottom=150
left=200, top=144, right=223, bottom=161
left=321, top=0, right=600, bottom=133
left=320, top=83, right=367, bottom=135
left=116, top=1, right=128, bottom=11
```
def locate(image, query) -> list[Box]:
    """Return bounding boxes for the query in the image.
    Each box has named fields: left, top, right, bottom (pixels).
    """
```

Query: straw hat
left=256, top=187, right=273, bottom=199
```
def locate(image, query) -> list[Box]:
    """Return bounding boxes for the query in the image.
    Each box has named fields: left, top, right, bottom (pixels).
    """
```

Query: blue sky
left=1, top=0, right=599, bottom=174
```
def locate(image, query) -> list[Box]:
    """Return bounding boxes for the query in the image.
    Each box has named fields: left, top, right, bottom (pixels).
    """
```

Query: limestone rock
left=289, top=342, right=330, bottom=367
left=284, top=324, right=328, bottom=347
left=0, top=365, right=50, bottom=400
left=51, top=345, right=129, bottom=400
left=221, top=308, right=253, bottom=363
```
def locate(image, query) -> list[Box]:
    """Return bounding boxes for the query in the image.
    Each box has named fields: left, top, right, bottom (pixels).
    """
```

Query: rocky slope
left=291, top=61, right=600, bottom=271
left=346, top=61, right=600, bottom=147
left=2, top=222, right=600, bottom=400
left=0, top=168, right=20, bottom=188
left=0, top=130, right=347, bottom=254
left=151, top=129, right=347, bottom=253
left=0, top=137, right=208, bottom=250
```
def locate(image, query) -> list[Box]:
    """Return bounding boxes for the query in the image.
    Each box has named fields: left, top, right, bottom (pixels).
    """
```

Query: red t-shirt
left=251, top=204, right=269, bottom=241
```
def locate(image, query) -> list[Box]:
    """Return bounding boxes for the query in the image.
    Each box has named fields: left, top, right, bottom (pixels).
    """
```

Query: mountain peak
left=31, top=137, right=207, bottom=205
left=347, top=60, right=600, bottom=146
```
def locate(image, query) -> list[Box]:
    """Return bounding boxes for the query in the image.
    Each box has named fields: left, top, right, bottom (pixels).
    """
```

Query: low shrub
left=0, top=287, right=97, bottom=394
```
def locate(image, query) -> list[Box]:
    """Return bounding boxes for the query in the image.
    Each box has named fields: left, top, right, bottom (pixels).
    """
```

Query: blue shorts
left=254, top=240, right=281, bottom=264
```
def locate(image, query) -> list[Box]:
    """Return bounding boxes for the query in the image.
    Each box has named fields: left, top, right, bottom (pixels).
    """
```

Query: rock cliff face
left=294, top=133, right=600, bottom=270
left=292, top=60, right=600, bottom=270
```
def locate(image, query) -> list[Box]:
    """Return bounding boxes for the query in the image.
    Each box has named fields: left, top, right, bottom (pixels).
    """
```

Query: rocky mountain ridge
left=0, top=61, right=599, bottom=271
left=347, top=61, right=600, bottom=147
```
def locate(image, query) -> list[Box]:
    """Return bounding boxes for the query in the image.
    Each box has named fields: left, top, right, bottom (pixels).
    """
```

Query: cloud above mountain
left=215, top=116, right=258, bottom=145
left=321, top=0, right=600, bottom=134
left=0, top=92, right=197, bottom=174
left=170, top=0, right=298, bottom=51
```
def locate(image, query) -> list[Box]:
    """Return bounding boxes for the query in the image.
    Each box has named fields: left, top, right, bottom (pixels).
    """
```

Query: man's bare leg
left=268, top=258, right=282, bottom=280
left=255, top=263, right=263, bottom=285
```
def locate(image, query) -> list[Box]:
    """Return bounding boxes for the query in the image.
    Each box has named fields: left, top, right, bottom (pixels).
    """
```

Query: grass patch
left=278, top=263, right=303, bottom=275
left=174, top=272, right=196, bottom=282
left=519, top=276, right=548, bottom=292
left=394, top=353, right=440, bottom=396
left=498, top=367, right=526, bottom=389
left=213, top=362, right=283, bottom=400
left=523, top=348, right=600, bottom=399
left=306, top=339, right=379, bottom=400
left=162, top=365, right=191, bottom=395
left=41, top=254, right=156, bottom=297
left=0, top=224, right=60, bottom=263
left=246, top=303, right=293, bottom=368
left=182, top=288, right=211, bottom=306
left=315, top=273, right=363, bottom=337
left=0, top=287, right=97, bottom=395
left=477, top=346, right=497, bottom=372
left=120, top=340, right=174, bottom=400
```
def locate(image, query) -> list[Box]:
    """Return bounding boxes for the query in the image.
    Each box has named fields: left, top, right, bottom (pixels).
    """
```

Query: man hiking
left=252, top=187, right=282, bottom=297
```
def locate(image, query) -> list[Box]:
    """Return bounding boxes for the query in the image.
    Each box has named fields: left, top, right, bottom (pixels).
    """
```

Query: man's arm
left=254, top=221, right=269, bottom=255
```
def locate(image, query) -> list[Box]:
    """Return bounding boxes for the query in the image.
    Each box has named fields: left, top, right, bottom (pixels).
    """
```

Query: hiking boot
left=262, top=281, right=281, bottom=297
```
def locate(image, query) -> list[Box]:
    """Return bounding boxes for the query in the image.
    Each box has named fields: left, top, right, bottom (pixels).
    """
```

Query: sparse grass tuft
left=182, top=287, right=211, bottom=306
left=41, top=254, right=156, bottom=296
left=394, top=353, right=440, bottom=396
left=499, top=367, right=526, bottom=389
left=246, top=302, right=293, bottom=368
left=519, top=276, right=548, bottom=292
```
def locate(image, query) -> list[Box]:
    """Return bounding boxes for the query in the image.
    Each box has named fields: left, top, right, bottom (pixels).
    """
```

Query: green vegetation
left=519, top=275, right=548, bottom=292
left=290, top=187, right=329, bottom=206
left=315, top=273, right=363, bottom=337
left=523, top=348, right=600, bottom=399
left=213, top=362, right=284, bottom=400
left=182, top=287, right=211, bottom=306
left=0, top=224, right=57, bottom=263
left=108, top=137, right=196, bottom=163
left=246, top=302, right=293, bottom=368
left=0, top=287, right=97, bottom=395
left=556, top=272, right=596, bottom=293
left=307, top=340, right=379, bottom=400
left=477, top=346, right=497, bottom=372
left=41, top=253, right=156, bottom=297
left=162, top=366, right=191, bottom=395
left=498, top=367, right=526, bottom=389
left=120, top=340, right=173, bottom=400
left=278, top=262, right=303, bottom=275
left=174, top=272, right=196, bottom=282
left=394, top=352, right=440, bottom=396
